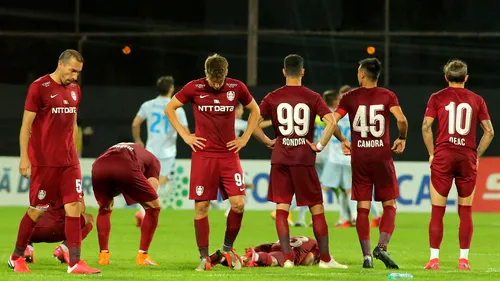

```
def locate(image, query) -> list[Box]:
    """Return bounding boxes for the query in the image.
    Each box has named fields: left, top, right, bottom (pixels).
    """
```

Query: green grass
left=1, top=207, right=499, bottom=280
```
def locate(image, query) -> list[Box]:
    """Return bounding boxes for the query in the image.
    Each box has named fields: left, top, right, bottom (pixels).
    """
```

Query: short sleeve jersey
left=335, top=87, right=399, bottom=164
left=259, top=86, right=331, bottom=166
left=24, top=74, right=81, bottom=167
left=136, top=96, right=188, bottom=159
left=175, top=78, right=253, bottom=156
left=424, top=87, right=490, bottom=154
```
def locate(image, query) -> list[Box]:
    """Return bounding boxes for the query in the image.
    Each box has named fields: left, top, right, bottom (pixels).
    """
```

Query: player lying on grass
left=209, top=236, right=325, bottom=268
left=23, top=202, right=94, bottom=264
left=92, top=142, right=161, bottom=266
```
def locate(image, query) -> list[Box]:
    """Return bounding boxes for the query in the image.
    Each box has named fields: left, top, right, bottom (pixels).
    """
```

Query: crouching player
left=24, top=203, right=94, bottom=264
left=92, top=142, right=161, bottom=266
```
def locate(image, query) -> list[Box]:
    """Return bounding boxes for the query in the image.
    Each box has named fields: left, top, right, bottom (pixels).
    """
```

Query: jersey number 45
left=353, top=104, right=385, bottom=138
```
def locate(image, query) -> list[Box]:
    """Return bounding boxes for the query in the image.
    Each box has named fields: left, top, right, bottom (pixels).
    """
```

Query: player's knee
left=27, top=207, right=45, bottom=222
left=382, top=199, right=397, bottom=208
left=230, top=200, right=245, bottom=213
left=64, top=202, right=82, bottom=217
left=143, top=199, right=161, bottom=209
left=82, top=213, right=94, bottom=225
left=195, top=201, right=210, bottom=217
left=98, top=206, right=112, bottom=216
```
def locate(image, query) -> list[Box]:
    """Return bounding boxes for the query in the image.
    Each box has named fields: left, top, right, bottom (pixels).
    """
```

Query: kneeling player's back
left=336, top=87, right=399, bottom=163
left=260, top=86, right=331, bottom=166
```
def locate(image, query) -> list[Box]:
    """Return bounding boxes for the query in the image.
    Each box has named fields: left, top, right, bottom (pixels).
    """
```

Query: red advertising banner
left=472, top=157, right=500, bottom=213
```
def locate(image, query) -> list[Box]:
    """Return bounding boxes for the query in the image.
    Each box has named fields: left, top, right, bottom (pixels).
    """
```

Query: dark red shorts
left=268, top=165, right=323, bottom=206
left=189, top=153, right=245, bottom=201
left=92, top=154, right=158, bottom=206
left=31, top=210, right=86, bottom=243
left=351, top=160, right=399, bottom=202
left=294, top=239, right=319, bottom=265
left=29, top=165, right=83, bottom=209
left=431, top=149, right=477, bottom=198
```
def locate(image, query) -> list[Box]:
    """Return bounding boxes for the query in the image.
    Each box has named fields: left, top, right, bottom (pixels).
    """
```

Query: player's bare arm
left=306, top=113, right=337, bottom=152
left=259, top=120, right=273, bottom=129
left=227, top=99, right=260, bottom=153
left=333, top=111, right=352, bottom=155
left=19, top=110, right=37, bottom=178
left=390, top=106, right=408, bottom=154
left=165, top=97, right=206, bottom=152
left=477, top=120, right=494, bottom=157
left=132, top=116, right=145, bottom=147
left=421, top=116, right=435, bottom=164
left=252, top=116, right=275, bottom=149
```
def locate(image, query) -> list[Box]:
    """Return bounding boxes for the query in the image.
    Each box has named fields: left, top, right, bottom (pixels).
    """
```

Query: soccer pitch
left=1, top=207, right=499, bottom=281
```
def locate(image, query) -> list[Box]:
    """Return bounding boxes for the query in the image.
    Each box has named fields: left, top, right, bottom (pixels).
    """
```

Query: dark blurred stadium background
left=1, top=0, right=499, bottom=160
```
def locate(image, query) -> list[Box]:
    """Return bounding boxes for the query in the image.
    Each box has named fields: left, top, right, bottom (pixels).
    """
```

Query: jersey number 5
left=277, top=103, right=310, bottom=136
left=353, top=104, right=385, bottom=138
left=445, top=102, right=472, bottom=135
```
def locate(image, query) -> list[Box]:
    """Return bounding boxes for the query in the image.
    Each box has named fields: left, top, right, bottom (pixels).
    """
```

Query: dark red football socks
left=378, top=205, right=396, bottom=250
left=81, top=221, right=93, bottom=241
left=312, top=213, right=331, bottom=262
left=276, top=209, right=293, bottom=262
left=65, top=216, right=82, bottom=267
left=223, top=209, right=243, bottom=252
left=139, top=208, right=160, bottom=252
left=194, top=216, right=210, bottom=257
left=429, top=205, right=446, bottom=249
left=356, top=208, right=371, bottom=256
left=97, top=208, right=112, bottom=251
left=12, top=213, right=37, bottom=259
left=458, top=205, right=473, bottom=249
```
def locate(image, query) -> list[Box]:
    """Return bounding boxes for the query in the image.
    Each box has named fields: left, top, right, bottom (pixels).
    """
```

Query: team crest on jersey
left=226, top=83, right=238, bottom=88
left=41, top=81, right=51, bottom=87
left=38, top=190, right=46, bottom=200
left=227, top=91, right=235, bottom=101
left=196, top=186, right=204, bottom=196
left=195, top=84, right=205, bottom=88
left=71, top=91, right=77, bottom=101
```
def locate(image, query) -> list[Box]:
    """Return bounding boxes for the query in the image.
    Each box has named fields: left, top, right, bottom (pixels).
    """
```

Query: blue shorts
left=320, top=162, right=352, bottom=190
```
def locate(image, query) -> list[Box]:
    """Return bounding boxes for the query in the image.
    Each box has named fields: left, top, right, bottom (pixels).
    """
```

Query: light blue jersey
left=326, top=112, right=351, bottom=165
left=137, top=96, right=188, bottom=159
left=234, top=119, right=248, bottom=137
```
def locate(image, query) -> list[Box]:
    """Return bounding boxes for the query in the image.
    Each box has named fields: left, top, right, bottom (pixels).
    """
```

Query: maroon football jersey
left=260, top=86, right=331, bottom=166
left=175, top=78, right=253, bottom=156
left=425, top=87, right=490, bottom=154
left=335, top=87, right=399, bottom=164
left=96, top=143, right=160, bottom=179
left=24, top=75, right=81, bottom=167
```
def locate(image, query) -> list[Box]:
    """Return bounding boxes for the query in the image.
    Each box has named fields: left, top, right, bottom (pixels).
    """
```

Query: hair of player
left=359, top=58, right=381, bottom=82
left=156, top=76, right=174, bottom=95
left=59, top=49, right=84, bottom=63
left=322, top=89, right=340, bottom=106
left=205, top=54, right=228, bottom=81
left=339, top=85, right=352, bottom=94
left=443, top=59, right=468, bottom=83
left=284, top=54, right=304, bottom=77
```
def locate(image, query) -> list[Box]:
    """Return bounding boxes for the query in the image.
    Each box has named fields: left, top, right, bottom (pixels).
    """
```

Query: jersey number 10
left=445, top=102, right=472, bottom=135
left=277, top=103, right=310, bottom=136
left=353, top=104, right=385, bottom=138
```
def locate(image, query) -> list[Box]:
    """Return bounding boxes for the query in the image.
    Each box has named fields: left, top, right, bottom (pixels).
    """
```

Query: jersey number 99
left=277, top=103, right=310, bottom=136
